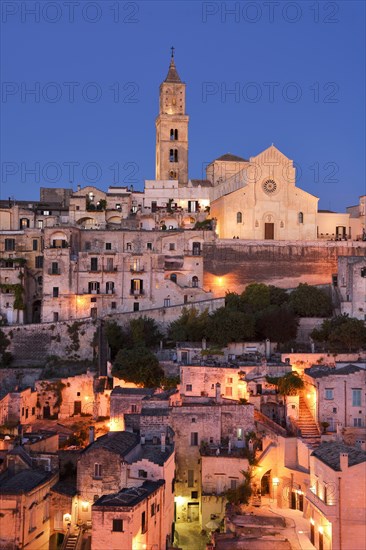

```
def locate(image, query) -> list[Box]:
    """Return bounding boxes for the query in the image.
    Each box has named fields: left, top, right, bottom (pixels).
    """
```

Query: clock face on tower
left=262, top=179, right=278, bottom=195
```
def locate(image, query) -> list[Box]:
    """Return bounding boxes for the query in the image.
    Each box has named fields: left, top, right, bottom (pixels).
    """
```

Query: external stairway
left=297, top=396, right=321, bottom=447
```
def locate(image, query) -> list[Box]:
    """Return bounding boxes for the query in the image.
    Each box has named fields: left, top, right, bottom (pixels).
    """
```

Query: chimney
left=89, top=426, right=95, bottom=444
left=77, top=184, right=81, bottom=191
left=161, top=432, right=166, bottom=453
left=340, top=452, right=348, bottom=472
left=215, top=383, right=222, bottom=403
left=265, top=339, right=271, bottom=359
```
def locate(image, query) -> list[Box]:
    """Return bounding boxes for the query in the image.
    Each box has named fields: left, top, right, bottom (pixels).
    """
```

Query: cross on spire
left=171, top=46, right=175, bottom=59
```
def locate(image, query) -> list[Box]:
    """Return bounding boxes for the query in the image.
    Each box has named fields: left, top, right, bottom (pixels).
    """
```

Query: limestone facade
left=336, top=256, right=366, bottom=320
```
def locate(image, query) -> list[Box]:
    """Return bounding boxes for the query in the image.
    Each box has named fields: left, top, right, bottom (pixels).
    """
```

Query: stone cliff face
left=203, top=241, right=366, bottom=294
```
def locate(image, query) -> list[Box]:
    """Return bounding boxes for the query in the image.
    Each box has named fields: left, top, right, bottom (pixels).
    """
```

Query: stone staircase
left=297, top=396, right=321, bottom=446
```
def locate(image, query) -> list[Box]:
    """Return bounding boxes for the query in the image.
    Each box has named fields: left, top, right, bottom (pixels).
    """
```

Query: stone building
left=336, top=256, right=366, bottom=320
left=303, top=364, right=366, bottom=436
left=0, top=387, right=38, bottom=427
left=170, top=392, right=255, bottom=523
left=0, top=446, right=58, bottom=550
left=306, top=442, right=366, bottom=550
left=91, top=480, right=167, bottom=550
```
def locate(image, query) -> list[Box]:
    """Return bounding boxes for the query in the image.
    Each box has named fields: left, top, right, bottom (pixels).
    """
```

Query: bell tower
left=155, top=48, right=189, bottom=184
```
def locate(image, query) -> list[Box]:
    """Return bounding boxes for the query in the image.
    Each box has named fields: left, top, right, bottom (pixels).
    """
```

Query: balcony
left=48, top=268, right=61, bottom=275
left=130, top=289, right=145, bottom=296
left=130, top=265, right=145, bottom=273
left=104, top=267, right=118, bottom=273
left=306, top=488, right=337, bottom=517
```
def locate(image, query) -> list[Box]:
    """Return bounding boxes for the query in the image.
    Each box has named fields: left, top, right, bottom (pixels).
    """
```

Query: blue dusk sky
left=0, top=0, right=365, bottom=211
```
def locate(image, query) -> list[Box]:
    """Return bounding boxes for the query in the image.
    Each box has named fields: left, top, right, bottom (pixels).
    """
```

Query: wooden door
left=264, top=223, right=274, bottom=239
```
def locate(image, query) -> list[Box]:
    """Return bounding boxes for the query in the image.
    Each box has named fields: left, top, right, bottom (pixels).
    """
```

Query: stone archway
left=32, top=300, right=41, bottom=323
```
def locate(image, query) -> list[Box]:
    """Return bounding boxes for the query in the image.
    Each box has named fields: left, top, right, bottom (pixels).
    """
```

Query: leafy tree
left=167, top=307, right=209, bottom=342
left=128, top=317, right=162, bottom=349
left=225, top=291, right=242, bottom=310
left=105, top=321, right=125, bottom=360
left=112, top=347, right=164, bottom=387
left=289, top=283, right=332, bottom=317
left=207, top=308, right=255, bottom=346
left=311, top=314, right=366, bottom=351
left=268, top=285, right=289, bottom=306
left=225, top=469, right=253, bottom=506
left=240, top=283, right=271, bottom=312
left=0, top=329, right=10, bottom=365
left=266, top=372, right=304, bottom=396
left=255, top=306, right=298, bottom=343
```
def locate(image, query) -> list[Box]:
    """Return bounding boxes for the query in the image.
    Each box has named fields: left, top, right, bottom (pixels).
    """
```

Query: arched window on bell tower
left=170, top=129, right=179, bottom=141
left=170, top=149, right=178, bottom=163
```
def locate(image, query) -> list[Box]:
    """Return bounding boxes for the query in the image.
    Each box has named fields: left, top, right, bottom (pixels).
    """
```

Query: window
left=106, top=242, right=112, bottom=250
left=151, top=503, right=155, bottom=517
left=169, top=149, right=178, bottom=162
left=354, top=418, right=362, bottom=427
left=43, top=210, right=50, bottom=216
left=188, top=469, right=194, bottom=487
left=35, top=256, right=44, bottom=268
left=186, top=384, right=192, bottom=392
left=131, top=279, right=143, bottom=295
left=237, top=428, right=243, bottom=441
left=53, top=287, right=59, bottom=298
left=115, top=203, right=121, bottom=210
left=298, top=212, right=304, bottom=224
left=90, top=257, right=98, bottom=271
left=126, top=242, right=132, bottom=250
left=225, top=387, right=233, bottom=397
left=139, top=469, right=148, bottom=478
left=352, top=389, right=362, bottom=407
left=230, top=479, right=238, bottom=490
left=192, top=242, right=201, bottom=255
left=106, top=258, right=114, bottom=271
left=111, top=301, right=116, bottom=309
left=227, top=377, right=233, bottom=384
left=37, top=276, right=43, bottom=286
left=169, top=243, right=175, bottom=251
left=29, top=507, right=36, bottom=532
left=191, top=491, right=198, bottom=499
left=112, top=519, right=123, bottom=532
left=325, top=388, right=334, bottom=400
left=170, top=128, right=178, bottom=140
left=237, top=212, right=242, bottom=224
left=188, top=201, right=198, bottom=213
left=141, top=511, right=146, bottom=534
left=190, top=432, right=198, bottom=446
left=32, top=407, right=35, bottom=416
left=133, top=302, right=140, bottom=312
left=106, top=281, right=114, bottom=294
left=53, top=312, right=59, bottom=322
left=151, top=202, right=157, bottom=213
left=147, top=242, right=153, bottom=250
left=91, top=297, right=97, bottom=303
left=5, top=239, right=15, bottom=251
left=170, top=273, right=177, bottom=283
left=20, top=218, right=30, bottom=228
left=131, top=404, right=137, bottom=413
left=94, top=463, right=102, bottom=478
left=164, top=298, right=171, bottom=307
left=88, top=281, right=100, bottom=294
left=22, top=407, right=25, bottom=417
left=192, top=276, right=199, bottom=288
left=32, top=239, right=38, bottom=251
left=191, top=417, right=196, bottom=423
left=51, top=261, right=59, bottom=275
left=85, top=241, right=91, bottom=251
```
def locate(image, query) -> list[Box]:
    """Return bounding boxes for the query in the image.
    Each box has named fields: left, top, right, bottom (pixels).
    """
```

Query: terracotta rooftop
left=312, top=442, right=366, bottom=471
left=93, top=480, right=165, bottom=508
left=82, top=431, right=139, bottom=457
left=305, top=364, right=364, bottom=378
left=0, top=469, right=55, bottom=494
left=215, top=153, right=248, bottom=163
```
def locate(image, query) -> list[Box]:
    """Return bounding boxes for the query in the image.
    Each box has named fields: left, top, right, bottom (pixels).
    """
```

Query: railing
left=48, top=268, right=61, bottom=275
left=130, top=289, right=145, bottom=296
left=306, top=488, right=337, bottom=516
left=130, top=265, right=145, bottom=273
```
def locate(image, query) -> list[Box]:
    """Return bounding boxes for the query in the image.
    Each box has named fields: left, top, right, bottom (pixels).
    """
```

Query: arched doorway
left=261, top=470, right=271, bottom=495
left=32, top=300, right=41, bottom=323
